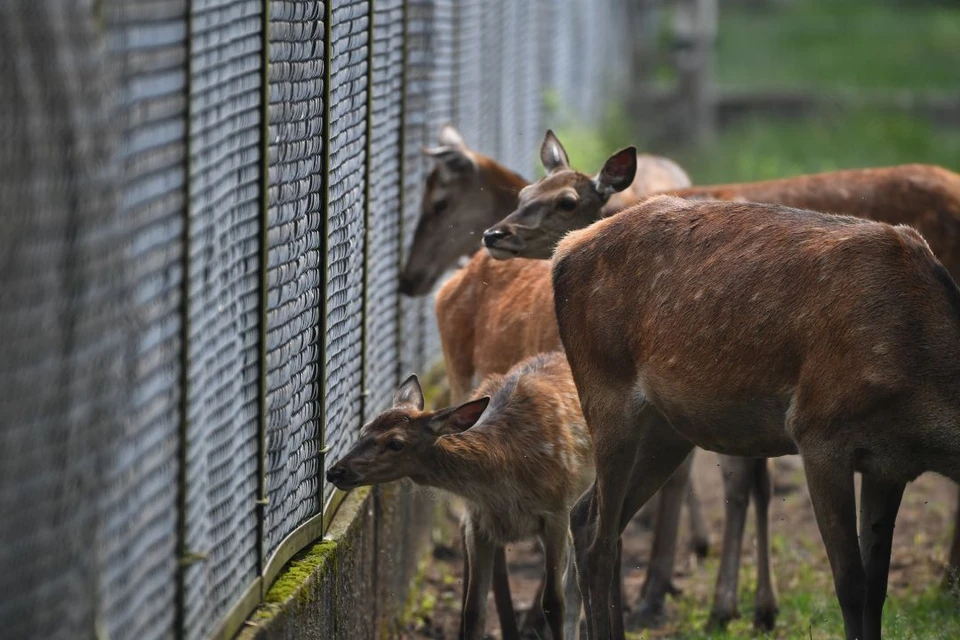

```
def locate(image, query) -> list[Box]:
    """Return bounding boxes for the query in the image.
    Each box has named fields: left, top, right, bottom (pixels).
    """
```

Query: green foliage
left=715, top=0, right=960, bottom=92
left=673, top=110, right=960, bottom=185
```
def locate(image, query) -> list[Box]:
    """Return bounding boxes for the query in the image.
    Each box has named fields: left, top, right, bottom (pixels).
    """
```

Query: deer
left=398, top=124, right=691, bottom=297
left=325, top=352, right=591, bottom=640
left=551, top=194, right=960, bottom=640
left=428, top=130, right=713, bottom=634
left=483, top=130, right=960, bottom=629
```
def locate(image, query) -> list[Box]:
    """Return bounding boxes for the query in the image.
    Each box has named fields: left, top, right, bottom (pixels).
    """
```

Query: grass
left=714, top=0, right=960, bottom=92
left=554, top=107, right=960, bottom=187
left=673, top=109, right=960, bottom=184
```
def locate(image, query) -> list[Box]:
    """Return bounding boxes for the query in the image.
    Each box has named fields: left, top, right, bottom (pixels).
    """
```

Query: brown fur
left=327, top=353, right=591, bottom=640
left=552, top=196, right=960, bottom=640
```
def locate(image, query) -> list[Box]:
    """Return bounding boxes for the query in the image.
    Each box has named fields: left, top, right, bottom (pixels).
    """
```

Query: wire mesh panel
left=99, top=1, right=188, bottom=638
left=419, top=0, right=455, bottom=368
left=399, top=0, right=430, bottom=375
left=497, top=0, right=522, bottom=172
left=264, top=0, right=326, bottom=557
left=478, top=1, right=504, bottom=163
left=365, top=0, right=404, bottom=419
left=514, top=0, right=542, bottom=177
left=323, top=0, right=370, bottom=505
left=0, top=3, right=126, bottom=638
left=452, top=0, right=483, bottom=153
left=183, top=1, right=263, bottom=636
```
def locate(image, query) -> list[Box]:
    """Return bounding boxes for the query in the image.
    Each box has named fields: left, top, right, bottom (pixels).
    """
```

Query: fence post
left=256, top=0, right=272, bottom=584
left=672, top=0, right=717, bottom=145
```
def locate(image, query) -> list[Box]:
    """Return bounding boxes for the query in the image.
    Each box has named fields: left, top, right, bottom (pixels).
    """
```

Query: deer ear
left=436, top=397, right=490, bottom=433
left=393, top=374, right=425, bottom=411
left=422, top=146, right=475, bottom=174
left=438, top=124, right=468, bottom=149
left=594, top=147, right=637, bottom=200
left=541, top=129, right=570, bottom=174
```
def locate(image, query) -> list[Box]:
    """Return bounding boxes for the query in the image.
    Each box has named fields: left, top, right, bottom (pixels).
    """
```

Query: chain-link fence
left=0, top=0, right=627, bottom=638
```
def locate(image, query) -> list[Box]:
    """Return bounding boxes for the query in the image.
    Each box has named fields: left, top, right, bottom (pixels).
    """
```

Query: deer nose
left=326, top=467, right=346, bottom=484
left=483, top=227, right=509, bottom=248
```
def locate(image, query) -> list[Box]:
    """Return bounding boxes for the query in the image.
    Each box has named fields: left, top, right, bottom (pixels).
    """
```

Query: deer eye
left=432, top=199, right=448, bottom=216
left=385, top=439, right=405, bottom=452
left=558, top=196, right=578, bottom=211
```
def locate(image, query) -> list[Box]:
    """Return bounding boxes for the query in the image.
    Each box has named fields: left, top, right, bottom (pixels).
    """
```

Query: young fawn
left=553, top=195, right=960, bottom=640
left=399, top=124, right=691, bottom=297
left=484, top=129, right=960, bottom=628
left=326, top=352, right=591, bottom=640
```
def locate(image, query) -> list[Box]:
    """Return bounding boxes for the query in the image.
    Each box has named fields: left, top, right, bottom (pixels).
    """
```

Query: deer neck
left=413, top=429, right=507, bottom=501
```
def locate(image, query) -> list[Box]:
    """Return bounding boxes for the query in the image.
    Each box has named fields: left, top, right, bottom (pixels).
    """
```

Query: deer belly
left=653, top=393, right=799, bottom=458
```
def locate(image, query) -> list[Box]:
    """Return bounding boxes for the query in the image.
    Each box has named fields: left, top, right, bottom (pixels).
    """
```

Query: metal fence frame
left=0, top=1, right=625, bottom=638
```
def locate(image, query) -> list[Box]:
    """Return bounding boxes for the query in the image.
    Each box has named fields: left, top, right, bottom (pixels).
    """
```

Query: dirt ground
left=395, top=452, right=958, bottom=639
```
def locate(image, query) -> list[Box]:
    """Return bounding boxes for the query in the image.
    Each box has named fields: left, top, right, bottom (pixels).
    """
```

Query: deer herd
left=327, top=124, right=960, bottom=639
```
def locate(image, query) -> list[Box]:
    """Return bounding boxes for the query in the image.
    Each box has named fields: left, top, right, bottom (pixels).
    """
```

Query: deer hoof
left=753, top=605, right=778, bottom=631
left=628, top=599, right=667, bottom=629
left=705, top=608, right=739, bottom=632
left=691, top=540, right=710, bottom=560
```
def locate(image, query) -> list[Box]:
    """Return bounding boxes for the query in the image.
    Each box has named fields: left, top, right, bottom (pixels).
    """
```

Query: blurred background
left=556, top=0, right=960, bottom=182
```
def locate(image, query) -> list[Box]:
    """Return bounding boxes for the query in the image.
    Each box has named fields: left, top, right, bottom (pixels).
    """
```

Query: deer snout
left=482, top=226, right=509, bottom=247
left=325, top=464, right=358, bottom=490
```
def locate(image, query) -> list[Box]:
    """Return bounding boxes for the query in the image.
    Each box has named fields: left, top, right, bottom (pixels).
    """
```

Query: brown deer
left=326, top=352, right=591, bottom=640
left=432, top=135, right=711, bottom=631
left=484, top=131, right=960, bottom=627
left=551, top=195, right=960, bottom=640
left=399, top=124, right=691, bottom=296
left=398, top=125, right=528, bottom=296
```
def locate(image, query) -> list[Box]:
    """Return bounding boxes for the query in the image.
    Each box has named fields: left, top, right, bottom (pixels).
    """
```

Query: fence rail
left=0, top=1, right=626, bottom=638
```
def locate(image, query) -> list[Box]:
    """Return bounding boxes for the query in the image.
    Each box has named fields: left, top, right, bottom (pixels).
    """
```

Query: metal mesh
left=419, top=0, right=455, bottom=368
left=98, top=1, right=187, bottom=638
left=0, top=1, right=629, bottom=636
left=264, top=0, right=326, bottom=556
left=323, top=0, right=370, bottom=505
left=453, top=0, right=483, bottom=153
left=365, top=0, right=404, bottom=419
left=497, top=0, right=522, bottom=172
left=399, top=0, right=431, bottom=375
left=183, top=0, right=263, bottom=636
left=478, top=2, right=504, bottom=162
left=0, top=3, right=124, bottom=638
left=514, top=0, right=542, bottom=176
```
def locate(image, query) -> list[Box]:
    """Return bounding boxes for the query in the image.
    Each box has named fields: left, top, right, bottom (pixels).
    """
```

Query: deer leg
left=462, top=516, right=496, bottom=640
left=685, top=461, right=712, bottom=559
left=493, top=547, right=521, bottom=640
left=609, top=540, right=625, bottom=640
left=801, top=451, right=864, bottom=640
left=562, top=531, right=583, bottom=640
left=631, top=449, right=696, bottom=628
left=460, top=520, right=470, bottom=614
left=858, top=474, right=905, bottom=640
left=541, top=516, right=571, bottom=640
left=575, top=403, right=694, bottom=640
left=943, top=488, right=960, bottom=592
left=706, top=455, right=753, bottom=631
left=751, top=458, right=779, bottom=631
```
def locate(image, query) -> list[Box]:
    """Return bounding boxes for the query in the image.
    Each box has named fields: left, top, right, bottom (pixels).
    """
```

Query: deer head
left=399, top=125, right=526, bottom=296
left=325, top=374, right=490, bottom=490
left=483, top=130, right=637, bottom=260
